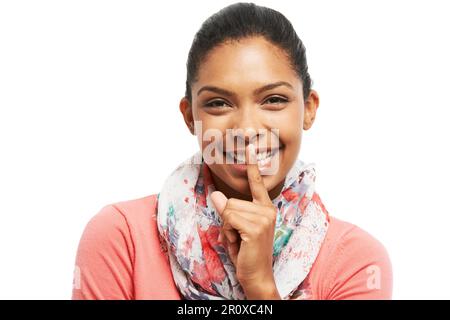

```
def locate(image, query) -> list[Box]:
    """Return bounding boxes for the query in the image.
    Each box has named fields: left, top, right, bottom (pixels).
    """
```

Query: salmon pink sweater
left=72, top=194, right=393, bottom=300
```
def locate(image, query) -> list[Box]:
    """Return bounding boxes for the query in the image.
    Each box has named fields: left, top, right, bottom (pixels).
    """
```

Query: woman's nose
left=233, top=105, right=260, bottom=131
left=230, top=106, right=265, bottom=144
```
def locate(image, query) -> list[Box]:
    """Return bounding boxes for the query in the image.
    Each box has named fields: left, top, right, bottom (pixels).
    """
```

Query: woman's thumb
left=211, top=191, right=227, bottom=214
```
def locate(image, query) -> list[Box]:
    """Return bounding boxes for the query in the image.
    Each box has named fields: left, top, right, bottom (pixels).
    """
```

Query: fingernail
left=218, top=233, right=223, bottom=243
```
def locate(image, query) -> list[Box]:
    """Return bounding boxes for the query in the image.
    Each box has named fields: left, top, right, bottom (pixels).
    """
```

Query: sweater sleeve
left=324, top=224, right=393, bottom=300
left=72, top=204, right=135, bottom=300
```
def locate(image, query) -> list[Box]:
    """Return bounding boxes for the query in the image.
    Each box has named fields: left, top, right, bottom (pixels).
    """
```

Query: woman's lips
left=223, top=146, right=284, bottom=175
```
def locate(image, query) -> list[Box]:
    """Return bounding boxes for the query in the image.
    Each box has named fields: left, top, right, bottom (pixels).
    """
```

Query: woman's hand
left=211, top=144, right=281, bottom=299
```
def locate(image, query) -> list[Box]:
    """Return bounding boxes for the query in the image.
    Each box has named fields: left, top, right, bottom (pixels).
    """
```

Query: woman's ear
left=303, top=90, right=320, bottom=130
left=179, top=97, right=195, bottom=135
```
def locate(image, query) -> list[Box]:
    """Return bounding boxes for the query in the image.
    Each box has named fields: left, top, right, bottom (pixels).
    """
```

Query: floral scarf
left=156, top=151, right=330, bottom=300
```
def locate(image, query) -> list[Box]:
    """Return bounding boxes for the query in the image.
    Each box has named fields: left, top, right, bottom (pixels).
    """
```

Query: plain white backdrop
left=1, top=0, right=449, bottom=299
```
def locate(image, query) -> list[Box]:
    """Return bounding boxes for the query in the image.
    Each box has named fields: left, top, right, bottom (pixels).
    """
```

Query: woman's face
left=180, top=36, right=319, bottom=201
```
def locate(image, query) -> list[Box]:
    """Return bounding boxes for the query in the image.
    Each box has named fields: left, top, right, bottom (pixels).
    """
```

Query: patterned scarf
left=156, top=151, right=330, bottom=300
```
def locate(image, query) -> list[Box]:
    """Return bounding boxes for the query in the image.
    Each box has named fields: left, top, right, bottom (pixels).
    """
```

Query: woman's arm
left=72, top=204, right=135, bottom=300
left=323, top=224, right=393, bottom=300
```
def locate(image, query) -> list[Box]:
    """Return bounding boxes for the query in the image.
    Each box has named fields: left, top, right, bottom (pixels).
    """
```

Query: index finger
left=246, top=143, right=272, bottom=205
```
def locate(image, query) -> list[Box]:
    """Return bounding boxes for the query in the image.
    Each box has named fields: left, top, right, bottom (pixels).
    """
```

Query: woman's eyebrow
left=196, top=81, right=294, bottom=97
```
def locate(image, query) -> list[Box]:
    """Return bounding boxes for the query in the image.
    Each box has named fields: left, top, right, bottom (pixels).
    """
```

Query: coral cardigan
left=72, top=194, right=393, bottom=300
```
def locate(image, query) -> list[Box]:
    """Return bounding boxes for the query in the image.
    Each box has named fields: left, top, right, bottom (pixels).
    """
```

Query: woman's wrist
left=241, top=277, right=281, bottom=300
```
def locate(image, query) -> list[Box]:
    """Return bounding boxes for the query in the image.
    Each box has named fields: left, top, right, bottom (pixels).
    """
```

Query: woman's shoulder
left=78, top=193, right=163, bottom=265
left=325, top=216, right=390, bottom=262
left=309, top=215, right=393, bottom=299
left=84, top=193, right=158, bottom=227
left=108, top=193, right=159, bottom=222
left=73, top=194, right=181, bottom=299
left=86, top=194, right=160, bottom=237
left=325, top=216, right=380, bottom=246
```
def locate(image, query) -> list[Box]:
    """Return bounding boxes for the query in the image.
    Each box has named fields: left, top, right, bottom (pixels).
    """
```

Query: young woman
left=72, top=2, right=392, bottom=300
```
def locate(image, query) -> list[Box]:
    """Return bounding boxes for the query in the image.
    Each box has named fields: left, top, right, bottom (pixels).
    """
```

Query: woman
left=72, top=2, right=392, bottom=300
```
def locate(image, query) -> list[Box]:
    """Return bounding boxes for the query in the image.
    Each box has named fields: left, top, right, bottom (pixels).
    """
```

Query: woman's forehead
left=194, top=37, right=300, bottom=91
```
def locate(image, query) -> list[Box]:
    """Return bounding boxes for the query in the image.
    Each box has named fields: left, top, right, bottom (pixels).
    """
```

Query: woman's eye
left=204, top=100, right=229, bottom=108
left=264, top=96, right=288, bottom=105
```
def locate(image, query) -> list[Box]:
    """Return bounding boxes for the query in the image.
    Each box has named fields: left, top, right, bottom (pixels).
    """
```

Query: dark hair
left=185, top=2, right=312, bottom=103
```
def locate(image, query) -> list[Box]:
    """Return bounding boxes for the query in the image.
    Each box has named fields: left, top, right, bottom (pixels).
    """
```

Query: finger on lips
left=246, top=143, right=272, bottom=205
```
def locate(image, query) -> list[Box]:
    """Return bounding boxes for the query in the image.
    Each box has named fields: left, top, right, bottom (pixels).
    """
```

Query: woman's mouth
left=223, top=146, right=284, bottom=174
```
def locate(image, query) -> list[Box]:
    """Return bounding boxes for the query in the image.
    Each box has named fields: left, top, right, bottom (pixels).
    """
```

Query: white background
left=1, top=0, right=449, bottom=299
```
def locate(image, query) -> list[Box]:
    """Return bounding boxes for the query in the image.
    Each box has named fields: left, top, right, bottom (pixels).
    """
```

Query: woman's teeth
left=256, top=150, right=273, bottom=166
left=232, top=151, right=246, bottom=163
left=226, top=149, right=278, bottom=166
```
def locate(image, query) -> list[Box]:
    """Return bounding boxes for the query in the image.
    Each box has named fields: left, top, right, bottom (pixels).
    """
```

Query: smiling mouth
left=223, top=146, right=284, bottom=167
